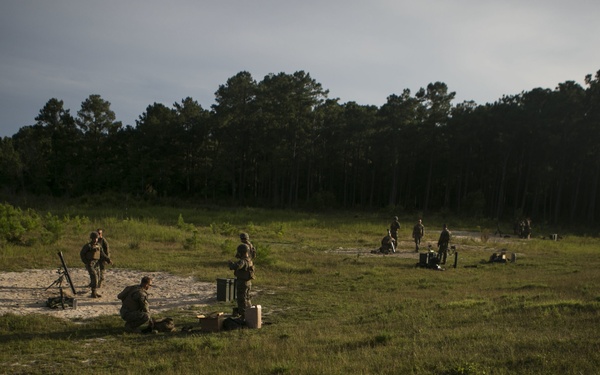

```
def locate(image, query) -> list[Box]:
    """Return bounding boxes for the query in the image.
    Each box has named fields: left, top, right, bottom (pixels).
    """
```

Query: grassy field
left=1, top=203, right=599, bottom=374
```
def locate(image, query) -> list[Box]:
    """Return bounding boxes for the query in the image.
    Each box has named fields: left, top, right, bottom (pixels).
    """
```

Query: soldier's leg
left=236, top=281, right=246, bottom=317
left=85, top=263, right=99, bottom=289
left=87, top=261, right=102, bottom=297
left=244, top=281, right=252, bottom=311
left=97, top=261, right=105, bottom=288
left=123, top=311, right=151, bottom=332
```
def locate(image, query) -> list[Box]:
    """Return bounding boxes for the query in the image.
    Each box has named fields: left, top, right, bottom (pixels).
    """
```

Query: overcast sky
left=1, top=0, right=598, bottom=137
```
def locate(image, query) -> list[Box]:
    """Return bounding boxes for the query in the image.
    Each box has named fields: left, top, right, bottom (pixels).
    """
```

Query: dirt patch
left=0, top=268, right=216, bottom=320
left=329, top=231, right=520, bottom=257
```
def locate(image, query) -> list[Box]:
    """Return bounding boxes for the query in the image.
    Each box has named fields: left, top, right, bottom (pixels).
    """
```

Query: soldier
left=389, top=216, right=400, bottom=247
left=379, top=229, right=396, bottom=254
left=437, top=224, right=451, bottom=265
left=80, top=231, right=102, bottom=298
left=96, top=228, right=112, bottom=288
left=229, top=244, right=255, bottom=320
left=412, top=219, right=424, bottom=252
left=239, top=232, right=256, bottom=260
left=523, top=218, right=532, bottom=239
left=118, top=276, right=155, bottom=333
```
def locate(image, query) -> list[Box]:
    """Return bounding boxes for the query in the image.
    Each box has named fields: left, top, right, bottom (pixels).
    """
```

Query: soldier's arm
left=103, top=239, right=110, bottom=257
left=99, top=247, right=112, bottom=263
left=80, top=245, right=89, bottom=263
left=133, top=290, right=150, bottom=312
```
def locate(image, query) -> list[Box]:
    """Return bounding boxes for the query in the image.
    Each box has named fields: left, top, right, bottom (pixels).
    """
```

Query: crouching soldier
left=118, top=276, right=155, bottom=333
left=229, top=244, right=255, bottom=320
left=380, top=229, right=396, bottom=254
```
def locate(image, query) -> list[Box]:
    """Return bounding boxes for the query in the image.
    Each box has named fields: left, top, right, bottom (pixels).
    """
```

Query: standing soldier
left=96, top=228, right=112, bottom=288
left=240, top=232, right=256, bottom=260
left=229, top=244, right=255, bottom=320
left=437, top=224, right=451, bottom=265
left=523, top=218, right=532, bottom=239
left=80, top=231, right=102, bottom=298
left=389, top=216, right=400, bottom=249
left=412, top=219, right=424, bottom=252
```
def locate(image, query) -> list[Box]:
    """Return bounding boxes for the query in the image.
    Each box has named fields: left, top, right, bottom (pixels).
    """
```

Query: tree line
left=1, top=69, right=599, bottom=225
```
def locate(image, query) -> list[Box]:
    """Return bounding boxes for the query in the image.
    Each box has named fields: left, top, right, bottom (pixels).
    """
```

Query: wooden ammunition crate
left=198, top=313, right=224, bottom=332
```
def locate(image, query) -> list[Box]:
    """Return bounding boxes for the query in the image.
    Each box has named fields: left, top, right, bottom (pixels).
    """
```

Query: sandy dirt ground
left=0, top=268, right=215, bottom=320
left=0, top=231, right=517, bottom=320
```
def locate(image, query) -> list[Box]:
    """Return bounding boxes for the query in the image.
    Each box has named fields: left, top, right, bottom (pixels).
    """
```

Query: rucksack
left=153, top=317, right=176, bottom=332
left=222, top=317, right=247, bottom=331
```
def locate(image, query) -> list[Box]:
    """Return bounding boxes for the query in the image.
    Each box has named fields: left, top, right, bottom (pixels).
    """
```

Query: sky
left=1, top=0, right=599, bottom=137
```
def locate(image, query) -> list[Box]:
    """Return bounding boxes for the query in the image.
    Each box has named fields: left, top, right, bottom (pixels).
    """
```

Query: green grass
left=1, top=205, right=600, bottom=374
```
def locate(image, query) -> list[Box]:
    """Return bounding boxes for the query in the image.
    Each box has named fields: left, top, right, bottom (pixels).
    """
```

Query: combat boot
left=91, top=289, right=102, bottom=298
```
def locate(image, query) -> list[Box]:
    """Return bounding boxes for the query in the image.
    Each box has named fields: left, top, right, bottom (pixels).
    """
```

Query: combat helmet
left=236, top=244, right=250, bottom=258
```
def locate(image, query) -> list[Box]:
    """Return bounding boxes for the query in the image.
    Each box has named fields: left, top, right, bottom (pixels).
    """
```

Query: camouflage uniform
left=96, top=230, right=111, bottom=288
left=389, top=217, right=400, bottom=246
left=412, top=220, right=424, bottom=252
left=240, top=232, right=257, bottom=260
left=437, top=225, right=451, bottom=264
left=379, top=230, right=395, bottom=254
left=523, top=219, right=532, bottom=239
left=118, top=277, right=153, bottom=333
left=80, top=232, right=101, bottom=298
left=229, top=244, right=255, bottom=319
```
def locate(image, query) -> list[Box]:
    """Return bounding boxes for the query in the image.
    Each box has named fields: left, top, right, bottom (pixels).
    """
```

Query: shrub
left=0, top=203, right=41, bottom=244
left=183, top=229, right=201, bottom=250
left=177, top=214, right=195, bottom=232
left=42, top=212, right=64, bottom=245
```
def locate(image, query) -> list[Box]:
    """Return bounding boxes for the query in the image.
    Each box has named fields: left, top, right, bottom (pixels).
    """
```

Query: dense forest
left=1, top=69, right=599, bottom=224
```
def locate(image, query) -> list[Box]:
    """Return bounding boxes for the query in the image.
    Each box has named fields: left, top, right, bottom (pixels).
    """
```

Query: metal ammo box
left=419, top=252, right=437, bottom=267
left=216, top=278, right=237, bottom=302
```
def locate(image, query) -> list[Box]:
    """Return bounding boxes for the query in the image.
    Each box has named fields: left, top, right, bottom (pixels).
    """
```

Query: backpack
left=153, top=317, right=176, bottom=332
left=46, top=296, right=75, bottom=309
left=222, top=317, right=247, bottom=331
